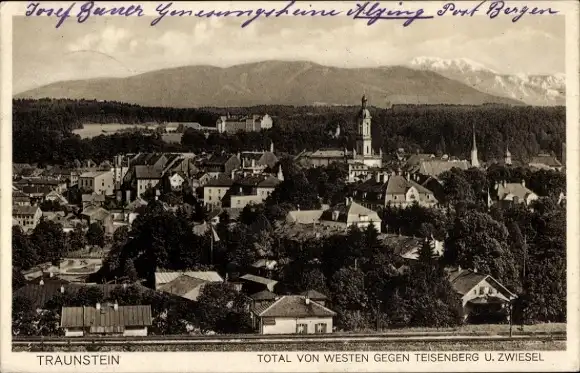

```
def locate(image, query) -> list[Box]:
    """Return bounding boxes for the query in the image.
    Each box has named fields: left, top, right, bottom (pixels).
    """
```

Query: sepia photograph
left=1, top=1, right=578, bottom=372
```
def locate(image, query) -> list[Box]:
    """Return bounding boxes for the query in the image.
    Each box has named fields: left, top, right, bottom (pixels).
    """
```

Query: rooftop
left=254, top=295, right=336, bottom=318
left=60, top=305, right=152, bottom=328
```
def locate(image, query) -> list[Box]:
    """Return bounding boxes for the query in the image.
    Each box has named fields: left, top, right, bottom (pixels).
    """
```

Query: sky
left=12, top=9, right=565, bottom=94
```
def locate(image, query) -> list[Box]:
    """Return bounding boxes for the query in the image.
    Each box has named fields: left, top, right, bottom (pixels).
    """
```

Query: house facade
left=494, top=181, right=539, bottom=207
left=352, top=173, right=438, bottom=209
left=447, top=267, right=517, bottom=323
left=79, top=170, right=114, bottom=196
left=252, top=295, right=336, bottom=335
left=203, top=174, right=234, bottom=208
left=13, top=205, right=42, bottom=232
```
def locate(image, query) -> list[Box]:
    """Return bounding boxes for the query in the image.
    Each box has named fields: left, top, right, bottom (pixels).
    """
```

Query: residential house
left=528, top=153, right=564, bottom=172
left=81, top=193, right=106, bottom=209
left=318, top=199, right=382, bottom=233
left=239, top=148, right=279, bottom=176
left=44, top=190, right=69, bottom=205
left=133, top=165, right=163, bottom=198
left=61, top=303, right=152, bottom=337
left=249, top=290, right=278, bottom=311
left=79, top=170, right=114, bottom=195
left=447, top=267, right=517, bottom=322
left=13, top=205, right=42, bottom=232
left=168, top=172, right=186, bottom=191
left=203, top=174, right=234, bottom=209
left=229, top=174, right=282, bottom=209
left=202, top=154, right=241, bottom=177
left=251, top=295, right=336, bottom=335
left=352, top=172, right=438, bottom=209
left=154, top=271, right=224, bottom=290
left=15, top=176, right=68, bottom=194
left=81, top=206, right=114, bottom=235
left=13, top=189, right=31, bottom=206
left=305, top=148, right=349, bottom=167
left=493, top=180, right=539, bottom=207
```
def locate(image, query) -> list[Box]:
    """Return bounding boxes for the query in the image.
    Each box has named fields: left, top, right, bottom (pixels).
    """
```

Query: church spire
left=505, top=142, right=512, bottom=166
left=362, top=93, right=368, bottom=109
left=471, top=124, right=480, bottom=168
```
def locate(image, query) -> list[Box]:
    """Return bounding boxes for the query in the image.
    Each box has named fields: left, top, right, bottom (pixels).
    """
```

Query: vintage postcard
left=0, top=0, right=578, bottom=372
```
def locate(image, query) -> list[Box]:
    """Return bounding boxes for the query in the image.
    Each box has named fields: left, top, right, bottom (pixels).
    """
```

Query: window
left=315, top=323, right=327, bottom=334
left=296, top=324, right=307, bottom=334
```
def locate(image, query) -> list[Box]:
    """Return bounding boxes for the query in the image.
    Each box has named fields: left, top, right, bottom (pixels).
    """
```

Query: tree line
left=13, top=99, right=564, bottom=165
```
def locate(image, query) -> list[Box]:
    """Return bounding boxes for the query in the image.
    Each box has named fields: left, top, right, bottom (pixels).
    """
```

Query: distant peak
left=409, top=56, right=497, bottom=74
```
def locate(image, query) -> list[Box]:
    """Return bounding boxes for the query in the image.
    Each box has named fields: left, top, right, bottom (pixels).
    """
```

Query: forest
left=13, top=99, right=565, bottom=165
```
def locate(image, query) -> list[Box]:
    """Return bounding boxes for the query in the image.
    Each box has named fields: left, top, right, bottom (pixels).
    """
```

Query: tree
left=12, top=296, right=38, bottom=336
left=31, top=219, right=66, bottom=264
left=123, top=260, right=139, bottom=282
left=439, top=169, right=475, bottom=207
left=444, top=211, right=519, bottom=291
left=195, top=283, right=250, bottom=333
left=13, top=226, right=38, bottom=270
left=86, top=222, right=105, bottom=247
left=67, top=224, right=87, bottom=251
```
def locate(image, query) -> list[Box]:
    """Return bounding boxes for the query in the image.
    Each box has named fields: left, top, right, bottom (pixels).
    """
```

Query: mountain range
left=15, top=59, right=564, bottom=107
left=408, top=57, right=565, bottom=106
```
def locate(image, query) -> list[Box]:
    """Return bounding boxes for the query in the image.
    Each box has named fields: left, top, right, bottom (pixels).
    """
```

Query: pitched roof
left=134, top=165, right=163, bottom=179
left=158, top=275, right=208, bottom=300
left=310, top=148, right=347, bottom=158
left=204, top=174, right=233, bottom=187
left=320, top=201, right=381, bottom=224
left=255, top=295, right=336, bottom=317
left=60, top=305, right=152, bottom=328
left=448, top=269, right=516, bottom=300
left=235, top=175, right=281, bottom=188
left=496, top=183, right=536, bottom=201
left=82, top=193, right=106, bottom=203
left=81, top=207, right=111, bottom=221
left=14, top=283, right=159, bottom=309
left=239, top=274, right=278, bottom=286
left=416, top=160, right=470, bottom=177
left=155, top=271, right=223, bottom=286
left=286, top=210, right=324, bottom=225
left=250, top=290, right=278, bottom=301
left=80, top=171, right=110, bottom=178
left=529, top=154, right=562, bottom=167
left=13, top=205, right=40, bottom=215
left=300, top=290, right=328, bottom=300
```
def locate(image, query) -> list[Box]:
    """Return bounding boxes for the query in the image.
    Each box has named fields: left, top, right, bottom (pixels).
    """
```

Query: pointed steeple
left=277, top=165, right=284, bottom=181
left=505, top=142, right=512, bottom=166
left=470, top=124, right=480, bottom=168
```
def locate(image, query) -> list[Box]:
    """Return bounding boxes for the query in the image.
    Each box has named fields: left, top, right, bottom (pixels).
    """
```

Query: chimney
left=231, top=169, right=235, bottom=180
left=60, top=285, right=65, bottom=293
left=305, top=296, right=310, bottom=305
left=521, top=179, right=526, bottom=188
left=457, top=265, right=462, bottom=273
left=114, top=302, right=119, bottom=311
left=473, top=267, right=478, bottom=273
left=270, top=141, right=274, bottom=153
left=96, top=302, right=101, bottom=310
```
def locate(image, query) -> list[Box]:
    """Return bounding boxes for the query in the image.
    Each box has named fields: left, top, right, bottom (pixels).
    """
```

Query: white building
left=251, top=295, right=336, bottom=335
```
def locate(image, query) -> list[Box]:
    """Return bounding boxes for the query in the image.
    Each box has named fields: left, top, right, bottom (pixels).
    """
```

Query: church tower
left=505, top=143, right=512, bottom=166
left=356, top=94, right=373, bottom=158
left=471, top=124, right=480, bottom=168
